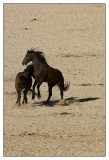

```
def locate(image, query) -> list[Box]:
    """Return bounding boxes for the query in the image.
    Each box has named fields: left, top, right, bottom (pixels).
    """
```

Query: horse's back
left=46, top=65, right=63, bottom=84
left=15, top=72, right=32, bottom=91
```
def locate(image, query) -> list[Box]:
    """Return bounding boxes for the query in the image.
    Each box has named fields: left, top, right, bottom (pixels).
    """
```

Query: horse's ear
left=27, top=50, right=29, bottom=53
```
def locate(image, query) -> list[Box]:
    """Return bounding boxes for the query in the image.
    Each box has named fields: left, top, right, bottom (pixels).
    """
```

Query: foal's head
left=24, top=64, right=34, bottom=75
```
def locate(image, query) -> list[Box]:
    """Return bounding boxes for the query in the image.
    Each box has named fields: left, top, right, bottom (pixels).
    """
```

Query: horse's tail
left=63, top=81, right=70, bottom=91
left=58, top=76, right=70, bottom=92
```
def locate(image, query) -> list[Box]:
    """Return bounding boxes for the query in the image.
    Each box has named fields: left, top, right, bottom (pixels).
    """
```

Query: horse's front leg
left=37, top=80, right=43, bottom=99
left=32, top=80, right=38, bottom=100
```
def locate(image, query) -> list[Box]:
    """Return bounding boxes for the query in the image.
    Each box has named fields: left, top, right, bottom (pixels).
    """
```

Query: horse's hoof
left=32, top=93, right=36, bottom=99
left=38, top=95, right=41, bottom=99
left=32, top=96, right=35, bottom=100
left=32, top=100, right=36, bottom=104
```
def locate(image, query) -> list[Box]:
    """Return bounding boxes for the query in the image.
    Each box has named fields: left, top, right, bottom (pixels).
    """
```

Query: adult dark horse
left=15, top=64, right=37, bottom=106
left=22, top=50, right=70, bottom=103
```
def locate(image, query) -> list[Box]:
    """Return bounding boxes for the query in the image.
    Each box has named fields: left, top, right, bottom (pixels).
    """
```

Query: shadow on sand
left=32, top=97, right=100, bottom=107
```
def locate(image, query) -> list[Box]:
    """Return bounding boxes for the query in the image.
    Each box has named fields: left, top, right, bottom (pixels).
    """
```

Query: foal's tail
left=20, top=76, right=27, bottom=89
left=58, top=76, right=70, bottom=91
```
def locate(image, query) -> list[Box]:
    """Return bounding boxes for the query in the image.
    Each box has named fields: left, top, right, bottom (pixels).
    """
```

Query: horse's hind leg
left=60, top=90, right=63, bottom=100
left=45, top=84, right=53, bottom=103
left=32, top=80, right=37, bottom=100
left=58, top=81, right=64, bottom=100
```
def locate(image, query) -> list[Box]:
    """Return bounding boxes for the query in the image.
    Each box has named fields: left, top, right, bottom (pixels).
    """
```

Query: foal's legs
left=22, top=89, right=28, bottom=104
left=16, top=90, right=21, bottom=106
left=22, top=90, right=25, bottom=104
left=16, top=98, right=18, bottom=104
left=32, top=80, right=37, bottom=100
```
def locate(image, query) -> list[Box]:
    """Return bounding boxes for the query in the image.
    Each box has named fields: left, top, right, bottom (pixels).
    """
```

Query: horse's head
left=22, top=50, right=33, bottom=65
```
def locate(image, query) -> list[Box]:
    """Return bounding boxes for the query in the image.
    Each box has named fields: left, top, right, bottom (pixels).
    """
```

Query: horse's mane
left=28, top=49, right=47, bottom=64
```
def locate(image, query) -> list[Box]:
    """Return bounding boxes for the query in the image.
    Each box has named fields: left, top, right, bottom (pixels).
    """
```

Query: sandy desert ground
left=4, top=4, right=105, bottom=156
